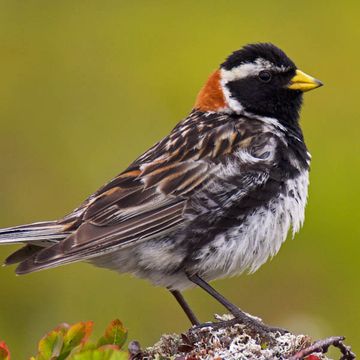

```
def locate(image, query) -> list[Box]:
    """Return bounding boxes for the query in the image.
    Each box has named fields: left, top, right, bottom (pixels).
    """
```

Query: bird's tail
left=0, top=221, right=72, bottom=266
left=0, top=221, right=69, bottom=245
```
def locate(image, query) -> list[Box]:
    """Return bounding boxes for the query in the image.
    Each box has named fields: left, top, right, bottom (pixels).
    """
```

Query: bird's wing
left=16, top=112, right=275, bottom=274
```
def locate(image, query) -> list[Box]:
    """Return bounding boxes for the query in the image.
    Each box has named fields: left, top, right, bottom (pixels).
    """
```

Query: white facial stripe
left=221, top=62, right=265, bottom=83
left=220, top=58, right=288, bottom=83
left=220, top=82, right=244, bottom=113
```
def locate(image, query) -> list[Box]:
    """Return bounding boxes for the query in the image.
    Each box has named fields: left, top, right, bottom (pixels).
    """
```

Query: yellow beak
left=287, top=69, right=323, bottom=92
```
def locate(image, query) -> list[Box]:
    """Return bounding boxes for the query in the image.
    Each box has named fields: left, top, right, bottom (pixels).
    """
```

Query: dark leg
left=187, top=273, right=287, bottom=336
left=187, top=274, right=244, bottom=316
left=169, top=289, right=200, bottom=326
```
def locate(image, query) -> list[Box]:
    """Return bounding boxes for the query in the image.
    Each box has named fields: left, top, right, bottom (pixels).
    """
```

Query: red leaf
left=97, top=319, right=127, bottom=348
left=0, top=342, right=10, bottom=360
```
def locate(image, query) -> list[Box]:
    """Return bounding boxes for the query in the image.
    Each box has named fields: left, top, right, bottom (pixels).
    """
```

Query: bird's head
left=195, top=43, right=323, bottom=124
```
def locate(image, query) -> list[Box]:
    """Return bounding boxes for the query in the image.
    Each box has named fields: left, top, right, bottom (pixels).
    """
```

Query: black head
left=222, top=43, right=296, bottom=71
left=219, top=43, right=322, bottom=124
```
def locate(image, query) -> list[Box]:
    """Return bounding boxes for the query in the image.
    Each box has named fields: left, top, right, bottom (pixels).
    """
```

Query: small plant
left=0, top=319, right=129, bottom=360
left=0, top=342, right=10, bottom=360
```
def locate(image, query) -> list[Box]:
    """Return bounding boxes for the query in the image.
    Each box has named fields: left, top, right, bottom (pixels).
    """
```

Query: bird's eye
left=258, top=70, right=272, bottom=83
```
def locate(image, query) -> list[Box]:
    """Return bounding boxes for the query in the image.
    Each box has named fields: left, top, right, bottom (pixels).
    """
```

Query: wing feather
left=16, top=113, right=270, bottom=273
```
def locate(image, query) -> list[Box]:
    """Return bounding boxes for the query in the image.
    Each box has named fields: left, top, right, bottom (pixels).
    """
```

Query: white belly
left=193, top=170, right=309, bottom=281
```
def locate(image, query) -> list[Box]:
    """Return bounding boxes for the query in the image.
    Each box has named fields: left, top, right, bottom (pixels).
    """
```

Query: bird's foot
left=191, top=313, right=287, bottom=343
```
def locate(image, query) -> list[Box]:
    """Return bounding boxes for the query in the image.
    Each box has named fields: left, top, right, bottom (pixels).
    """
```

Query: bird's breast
left=191, top=169, right=309, bottom=281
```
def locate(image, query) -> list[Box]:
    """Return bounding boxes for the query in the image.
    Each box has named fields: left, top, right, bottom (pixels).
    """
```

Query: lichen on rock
left=138, top=314, right=352, bottom=360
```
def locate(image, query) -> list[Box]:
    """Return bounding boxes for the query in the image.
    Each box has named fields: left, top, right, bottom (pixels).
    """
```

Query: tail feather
left=4, top=244, right=43, bottom=265
left=0, top=221, right=69, bottom=244
left=1, top=221, right=73, bottom=268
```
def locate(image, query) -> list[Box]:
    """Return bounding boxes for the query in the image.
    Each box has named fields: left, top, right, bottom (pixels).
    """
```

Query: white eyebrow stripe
left=220, top=57, right=289, bottom=83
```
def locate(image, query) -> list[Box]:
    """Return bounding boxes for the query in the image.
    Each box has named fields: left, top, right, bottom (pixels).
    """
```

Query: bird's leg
left=169, top=289, right=200, bottom=326
left=186, top=273, right=287, bottom=337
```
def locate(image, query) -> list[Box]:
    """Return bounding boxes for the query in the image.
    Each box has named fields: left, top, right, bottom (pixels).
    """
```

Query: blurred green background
left=0, top=1, right=359, bottom=358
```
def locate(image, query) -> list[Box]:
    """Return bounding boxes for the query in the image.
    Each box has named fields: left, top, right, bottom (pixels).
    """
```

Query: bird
left=0, top=43, right=322, bottom=336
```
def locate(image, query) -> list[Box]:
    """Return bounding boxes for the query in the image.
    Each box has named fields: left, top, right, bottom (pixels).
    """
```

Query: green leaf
left=0, top=341, right=10, bottom=360
left=70, top=348, right=128, bottom=360
left=30, top=319, right=128, bottom=360
left=32, top=321, right=94, bottom=360
left=97, top=320, right=127, bottom=349
left=59, top=321, right=94, bottom=360
left=36, top=329, right=64, bottom=360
